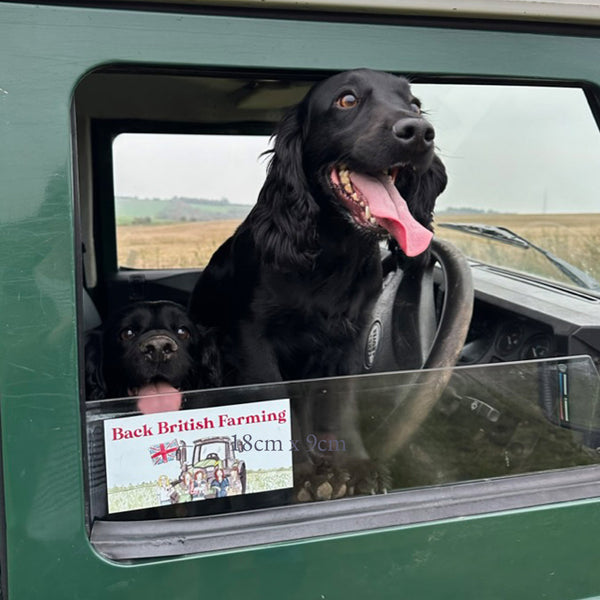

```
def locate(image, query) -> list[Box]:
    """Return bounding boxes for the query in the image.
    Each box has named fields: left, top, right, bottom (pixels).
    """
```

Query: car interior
left=73, top=65, right=600, bottom=552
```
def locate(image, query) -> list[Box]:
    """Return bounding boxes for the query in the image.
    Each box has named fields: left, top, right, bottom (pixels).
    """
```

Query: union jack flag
left=149, top=439, right=178, bottom=465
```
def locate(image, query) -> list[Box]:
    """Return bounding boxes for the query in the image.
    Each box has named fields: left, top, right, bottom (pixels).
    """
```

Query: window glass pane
left=86, top=356, right=600, bottom=520
left=410, top=84, right=600, bottom=291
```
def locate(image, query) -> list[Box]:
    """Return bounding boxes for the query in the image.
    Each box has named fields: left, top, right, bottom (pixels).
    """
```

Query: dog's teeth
left=339, top=169, right=350, bottom=185
left=364, top=205, right=371, bottom=220
left=344, top=183, right=353, bottom=194
left=369, top=217, right=377, bottom=225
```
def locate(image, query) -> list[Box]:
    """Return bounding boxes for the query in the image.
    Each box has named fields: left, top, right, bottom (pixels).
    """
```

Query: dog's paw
left=347, top=458, right=390, bottom=496
left=294, top=457, right=389, bottom=502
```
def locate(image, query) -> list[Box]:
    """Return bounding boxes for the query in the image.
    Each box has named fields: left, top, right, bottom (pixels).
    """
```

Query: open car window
left=76, top=70, right=600, bottom=560
left=109, top=83, right=600, bottom=293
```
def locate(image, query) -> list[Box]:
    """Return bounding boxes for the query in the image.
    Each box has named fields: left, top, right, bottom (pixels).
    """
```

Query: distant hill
left=436, top=206, right=501, bottom=215
left=116, top=198, right=500, bottom=225
left=116, top=196, right=252, bottom=224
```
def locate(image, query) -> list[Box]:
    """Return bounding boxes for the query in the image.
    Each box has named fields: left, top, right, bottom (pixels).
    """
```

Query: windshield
left=410, top=84, right=600, bottom=291
left=436, top=221, right=600, bottom=290
left=197, top=442, right=228, bottom=462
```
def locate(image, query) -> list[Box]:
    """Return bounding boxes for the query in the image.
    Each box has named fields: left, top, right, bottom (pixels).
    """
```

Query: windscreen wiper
left=438, top=222, right=600, bottom=291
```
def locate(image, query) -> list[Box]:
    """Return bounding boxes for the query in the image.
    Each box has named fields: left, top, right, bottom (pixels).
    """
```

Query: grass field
left=107, top=468, right=293, bottom=513
left=116, top=213, right=600, bottom=285
left=115, top=196, right=251, bottom=224
left=434, top=212, right=600, bottom=285
left=117, top=219, right=241, bottom=268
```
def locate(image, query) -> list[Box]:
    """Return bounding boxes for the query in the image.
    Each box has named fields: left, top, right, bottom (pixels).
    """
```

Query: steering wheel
left=364, top=237, right=474, bottom=460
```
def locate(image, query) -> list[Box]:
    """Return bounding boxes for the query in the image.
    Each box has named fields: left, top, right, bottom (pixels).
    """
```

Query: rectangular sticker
left=103, top=398, right=292, bottom=513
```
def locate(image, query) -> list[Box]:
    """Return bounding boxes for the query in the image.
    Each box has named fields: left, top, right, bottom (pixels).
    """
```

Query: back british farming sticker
left=103, top=398, right=293, bottom=513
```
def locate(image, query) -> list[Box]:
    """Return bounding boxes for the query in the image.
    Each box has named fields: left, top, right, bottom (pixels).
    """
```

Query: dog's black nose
left=140, top=335, right=178, bottom=362
left=392, top=117, right=435, bottom=150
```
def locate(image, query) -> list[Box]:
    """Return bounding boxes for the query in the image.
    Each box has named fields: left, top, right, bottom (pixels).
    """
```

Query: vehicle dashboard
left=459, top=260, right=600, bottom=367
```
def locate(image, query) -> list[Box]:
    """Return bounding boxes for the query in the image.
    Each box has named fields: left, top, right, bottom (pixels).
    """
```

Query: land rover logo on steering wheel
left=364, top=320, right=382, bottom=370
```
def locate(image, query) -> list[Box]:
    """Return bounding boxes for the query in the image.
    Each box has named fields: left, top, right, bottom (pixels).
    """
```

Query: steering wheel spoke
left=362, top=238, right=474, bottom=460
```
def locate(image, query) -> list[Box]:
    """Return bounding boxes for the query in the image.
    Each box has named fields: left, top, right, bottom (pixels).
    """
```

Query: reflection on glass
left=86, top=356, right=600, bottom=521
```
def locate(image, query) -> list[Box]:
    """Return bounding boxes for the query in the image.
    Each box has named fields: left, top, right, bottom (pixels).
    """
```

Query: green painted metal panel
left=0, top=2, right=599, bottom=598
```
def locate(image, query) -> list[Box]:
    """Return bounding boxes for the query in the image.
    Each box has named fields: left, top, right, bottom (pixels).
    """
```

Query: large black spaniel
left=189, top=69, right=447, bottom=386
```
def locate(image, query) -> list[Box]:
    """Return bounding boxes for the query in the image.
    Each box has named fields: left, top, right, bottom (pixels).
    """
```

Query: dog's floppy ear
left=392, top=154, right=447, bottom=267
left=400, top=154, right=448, bottom=230
left=196, top=327, right=223, bottom=389
left=249, top=104, right=320, bottom=271
left=84, top=329, right=106, bottom=400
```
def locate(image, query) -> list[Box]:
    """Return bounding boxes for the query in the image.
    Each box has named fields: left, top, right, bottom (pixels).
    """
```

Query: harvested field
left=435, top=213, right=600, bottom=285
left=117, top=220, right=241, bottom=269
left=117, top=213, right=600, bottom=285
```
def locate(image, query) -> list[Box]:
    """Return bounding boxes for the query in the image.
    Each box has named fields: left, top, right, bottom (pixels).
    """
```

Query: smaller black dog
left=85, top=300, right=220, bottom=412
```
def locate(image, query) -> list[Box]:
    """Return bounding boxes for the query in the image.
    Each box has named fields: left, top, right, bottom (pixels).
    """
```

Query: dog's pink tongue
left=350, top=172, right=433, bottom=256
left=136, top=382, right=182, bottom=414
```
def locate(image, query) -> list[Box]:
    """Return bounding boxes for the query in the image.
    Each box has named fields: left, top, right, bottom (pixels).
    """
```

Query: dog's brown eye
left=410, top=102, right=421, bottom=115
left=176, top=326, right=190, bottom=340
left=120, top=328, right=136, bottom=341
left=336, top=93, right=358, bottom=109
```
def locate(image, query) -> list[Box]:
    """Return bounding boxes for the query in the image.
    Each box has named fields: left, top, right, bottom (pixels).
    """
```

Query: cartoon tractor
left=177, top=436, right=247, bottom=497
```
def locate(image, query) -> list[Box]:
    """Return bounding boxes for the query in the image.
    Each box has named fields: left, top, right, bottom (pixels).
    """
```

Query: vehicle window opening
left=74, top=70, right=600, bottom=553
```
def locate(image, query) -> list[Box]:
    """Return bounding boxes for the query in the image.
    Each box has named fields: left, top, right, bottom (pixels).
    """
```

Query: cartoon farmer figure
left=157, top=475, right=175, bottom=506
left=211, top=467, right=229, bottom=498
left=191, top=470, right=208, bottom=500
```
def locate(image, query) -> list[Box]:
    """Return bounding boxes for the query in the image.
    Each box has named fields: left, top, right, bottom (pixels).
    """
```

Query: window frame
left=91, top=463, right=600, bottom=560
left=75, top=66, right=600, bottom=561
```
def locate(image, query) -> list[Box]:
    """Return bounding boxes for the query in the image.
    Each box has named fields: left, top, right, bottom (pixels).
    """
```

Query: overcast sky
left=113, top=84, right=600, bottom=214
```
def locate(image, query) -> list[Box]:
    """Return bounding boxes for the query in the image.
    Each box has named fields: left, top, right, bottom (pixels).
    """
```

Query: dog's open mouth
left=129, top=379, right=183, bottom=414
left=330, top=166, right=433, bottom=257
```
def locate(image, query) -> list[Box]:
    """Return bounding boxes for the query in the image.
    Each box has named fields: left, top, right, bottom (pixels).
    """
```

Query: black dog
left=189, top=69, right=447, bottom=495
left=85, top=300, right=220, bottom=412
left=190, top=69, right=446, bottom=383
